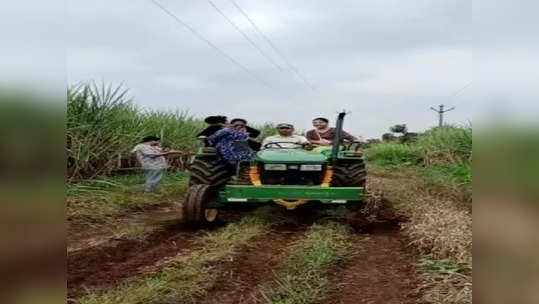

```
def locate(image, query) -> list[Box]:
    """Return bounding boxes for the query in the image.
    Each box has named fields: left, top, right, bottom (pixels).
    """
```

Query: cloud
left=63, top=0, right=479, bottom=137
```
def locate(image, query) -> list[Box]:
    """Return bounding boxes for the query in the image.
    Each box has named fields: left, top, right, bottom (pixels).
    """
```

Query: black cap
left=231, top=118, right=248, bottom=124
left=204, top=115, right=227, bottom=124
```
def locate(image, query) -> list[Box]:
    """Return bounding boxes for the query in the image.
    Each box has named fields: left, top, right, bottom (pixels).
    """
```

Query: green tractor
left=183, top=112, right=366, bottom=224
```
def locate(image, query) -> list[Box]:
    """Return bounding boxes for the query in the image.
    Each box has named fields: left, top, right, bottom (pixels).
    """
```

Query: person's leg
left=144, top=169, right=154, bottom=192
left=145, top=169, right=165, bottom=192
left=150, top=168, right=165, bottom=192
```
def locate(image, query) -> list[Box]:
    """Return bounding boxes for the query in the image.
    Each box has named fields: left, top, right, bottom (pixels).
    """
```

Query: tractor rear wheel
left=332, top=159, right=367, bottom=188
left=183, top=184, right=218, bottom=225
left=188, top=156, right=231, bottom=186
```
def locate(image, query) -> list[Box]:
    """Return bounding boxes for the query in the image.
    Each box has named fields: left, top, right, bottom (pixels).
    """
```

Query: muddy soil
left=197, top=222, right=308, bottom=304
left=68, top=200, right=423, bottom=304
left=68, top=222, right=194, bottom=296
left=67, top=202, right=178, bottom=253
left=67, top=205, right=239, bottom=298
left=324, top=223, right=423, bottom=304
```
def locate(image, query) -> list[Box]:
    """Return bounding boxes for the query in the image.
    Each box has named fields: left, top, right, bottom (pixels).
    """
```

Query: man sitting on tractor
left=305, top=117, right=357, bottom=146
left=262, top=123, right=310, bottom=149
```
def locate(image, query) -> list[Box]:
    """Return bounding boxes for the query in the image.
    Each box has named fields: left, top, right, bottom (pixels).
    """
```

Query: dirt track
left=325, top=227, right=422, bottom=304
left=197, top=223, right=308, bottom=304
left=67, top=201, right=423, bottom=303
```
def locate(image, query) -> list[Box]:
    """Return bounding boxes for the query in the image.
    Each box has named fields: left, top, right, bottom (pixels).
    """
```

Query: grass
left=365, top=126, right=472, bottom=193
left=418, top=258, right=472, bottom=304
left=67, top=171, right=189, bottom=225
left=76, top=207, right=277, bottom=304
left=366, top=142, right=423, bottom=166
left=260, top=223, right=351, bottom=304
left=368, top=166, right=472, bottom=304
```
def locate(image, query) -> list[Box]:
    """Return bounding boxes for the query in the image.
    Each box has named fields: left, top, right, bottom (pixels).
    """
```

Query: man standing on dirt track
left=131, top=136, right=181, bottom=193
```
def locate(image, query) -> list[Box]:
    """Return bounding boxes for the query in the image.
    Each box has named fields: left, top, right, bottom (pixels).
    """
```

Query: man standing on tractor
left=262, top=123, right=310, bottom=149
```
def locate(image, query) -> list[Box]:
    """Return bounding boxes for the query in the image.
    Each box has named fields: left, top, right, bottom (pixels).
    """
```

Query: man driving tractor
left=262, top=123, right=310, bottom=149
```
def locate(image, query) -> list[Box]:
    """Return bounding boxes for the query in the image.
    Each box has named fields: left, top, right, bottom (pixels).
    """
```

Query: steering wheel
left=263, top=142, right=306, bottom=149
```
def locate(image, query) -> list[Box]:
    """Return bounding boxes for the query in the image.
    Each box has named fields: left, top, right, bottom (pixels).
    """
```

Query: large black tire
left=331, top=159, right=367, bottom=188
left=188, top=156, right=231, bottom=186
left=183, top=184, right=216, bottom=225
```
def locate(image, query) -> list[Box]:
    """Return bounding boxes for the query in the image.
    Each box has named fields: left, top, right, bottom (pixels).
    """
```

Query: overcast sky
left=64, top=0, right=535, bottom=137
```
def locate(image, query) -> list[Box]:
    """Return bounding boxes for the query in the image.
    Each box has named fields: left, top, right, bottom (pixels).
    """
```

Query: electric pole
left=430, top=104, right=455, bottom=127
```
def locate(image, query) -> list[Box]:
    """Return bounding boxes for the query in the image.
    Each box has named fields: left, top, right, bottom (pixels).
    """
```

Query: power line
left=207, top=0, right=284, bottom=72
left=450, top=82, right=471, bottom=98
left=148, top=0, right=271, bottom=88
left=449, top=82, right=472, bottom=106
left=228, top=0, right=316, bottom=91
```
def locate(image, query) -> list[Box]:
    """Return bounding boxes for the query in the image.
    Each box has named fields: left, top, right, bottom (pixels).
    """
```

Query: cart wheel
left=183, top=184, right=218, bottom=225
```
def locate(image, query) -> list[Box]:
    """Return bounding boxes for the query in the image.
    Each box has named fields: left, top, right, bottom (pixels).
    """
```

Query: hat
left=277, top=123, right=294, bottom=129
left=230, top=118, right=247, bottom=124
left=312, top=117, right=329, bottom=123
left=204, top=115, right=227, bottom=124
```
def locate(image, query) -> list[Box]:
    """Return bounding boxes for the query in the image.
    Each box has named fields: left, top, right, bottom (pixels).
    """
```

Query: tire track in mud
left=68, top=223, right=194, bottom=296
left=196, top=222, right=309, bottom=304
left=324, top=221, right=423, bottom=304
left=67, top=210, right=243, bottom=298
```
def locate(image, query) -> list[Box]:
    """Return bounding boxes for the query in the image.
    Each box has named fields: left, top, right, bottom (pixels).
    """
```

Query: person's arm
left=197, top=125, right=222, bottom=137
left=207, top=128, right=227, bottom=146
left=261, top=136, right=273, bottom=149
left=341, top=130, right=357, bottom=142
left=162, top=148, right=183, bottom=155
left=306, top=130, right=330, bottom=146
left=298, top=135, right=310, bottom=145
left=246, top=126, right=261, bottom=138
left=305, top=130, right=320, bottom=144
left=138, top=146, right=169, bottom=158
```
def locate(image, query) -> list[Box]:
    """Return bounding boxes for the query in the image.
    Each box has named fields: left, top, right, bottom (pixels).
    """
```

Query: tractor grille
left=260, top=164, right=325, bottom=185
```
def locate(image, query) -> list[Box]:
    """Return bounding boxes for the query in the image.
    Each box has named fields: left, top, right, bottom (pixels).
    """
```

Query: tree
left=390, top=124, right=408, bottom=134
left=382, top=133, right=396, bottom=141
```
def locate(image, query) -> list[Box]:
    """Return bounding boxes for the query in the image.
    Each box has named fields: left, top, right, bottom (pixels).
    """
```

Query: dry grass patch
left=368, top=166, right=472, bottom=304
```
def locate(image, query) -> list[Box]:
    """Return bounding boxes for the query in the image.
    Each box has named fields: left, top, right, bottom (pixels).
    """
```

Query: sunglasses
left=232, top=124, right=245, bottom=128
left=279, top=127, right=292, bottom=130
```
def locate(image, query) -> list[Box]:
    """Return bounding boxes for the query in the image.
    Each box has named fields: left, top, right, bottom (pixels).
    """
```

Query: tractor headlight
left=300, top=164, right=322, bottom=171
left=264, top=164, right=287, bottom=171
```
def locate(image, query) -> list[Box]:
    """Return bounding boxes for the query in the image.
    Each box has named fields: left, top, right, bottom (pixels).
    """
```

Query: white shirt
left=262, top=134, right=309, bottom=149
left=131, top=143, right=168, bottom=170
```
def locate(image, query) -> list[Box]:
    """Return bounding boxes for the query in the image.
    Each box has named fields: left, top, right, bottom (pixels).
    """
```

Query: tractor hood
left=255, top=149, right=327, bottom=164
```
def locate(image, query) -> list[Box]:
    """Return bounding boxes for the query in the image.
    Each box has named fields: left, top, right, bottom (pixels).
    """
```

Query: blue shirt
left=208, top=128, right=255, bottom=165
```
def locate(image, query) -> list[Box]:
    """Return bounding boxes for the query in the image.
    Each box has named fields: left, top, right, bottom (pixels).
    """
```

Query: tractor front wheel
left=183, top=184, right=219, bottom=225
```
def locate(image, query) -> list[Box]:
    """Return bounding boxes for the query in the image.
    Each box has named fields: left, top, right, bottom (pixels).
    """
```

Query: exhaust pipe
left=331, top=111, right=347, bottom=166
